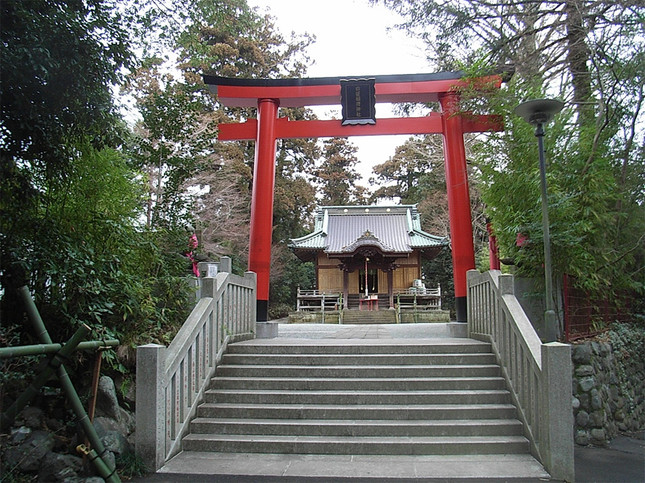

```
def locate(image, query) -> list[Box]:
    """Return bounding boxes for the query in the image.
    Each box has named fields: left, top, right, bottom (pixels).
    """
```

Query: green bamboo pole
left=77, top=444, right=120, bottom=482
left=1, top=324, right=90, bottom=427
left=17, top=286, right=121, bottom=483
left=57, top=356, right=120, bottom=482
left=19, top=286, right=52, bottom=344
left=0, top=339, right=119, bottom=359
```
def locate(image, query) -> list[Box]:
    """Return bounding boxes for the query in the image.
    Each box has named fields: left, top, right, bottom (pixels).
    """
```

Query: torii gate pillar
left=249, top=99, right=279, bottom=321
left=440, top=92, right=476, bottom=321
left=205, top=72, right=503, bottom=322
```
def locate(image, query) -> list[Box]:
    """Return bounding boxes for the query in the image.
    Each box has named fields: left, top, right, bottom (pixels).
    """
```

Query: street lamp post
left=514, top=98, right=564, bottom=342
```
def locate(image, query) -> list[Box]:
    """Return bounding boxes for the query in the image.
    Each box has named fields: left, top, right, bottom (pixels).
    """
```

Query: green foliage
left=422, top=249, right=455, bottom=316
left=268, top=303, right=294, bottom=320
left=370, top=136, right=437, bottom=203
left=316, top=138, right=366, bottom=205
left=379, top=0, right=645, bottom=308
left=269, top=247, right=315, bottom=312
left=0, top=0, right=132, bottom=168
left=116, top=451, right=148, bottom=479
left=122, top=0, right=319, bottom=293
left=1, top=143, right=193, bottom=375
left=468, top=73, right=645, bottom=302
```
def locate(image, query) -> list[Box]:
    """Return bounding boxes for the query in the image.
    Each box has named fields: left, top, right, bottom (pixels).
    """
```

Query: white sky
left=246, top=0, right=433, bottom=183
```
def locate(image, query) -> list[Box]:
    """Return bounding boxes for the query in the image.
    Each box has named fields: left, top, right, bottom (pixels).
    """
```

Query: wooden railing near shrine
left=467, top=269, right=574, bottom=482
left=394, top=285, right=442, bottom=310
left=136, top=269, right=256, bottom=471
left=296, top=288, right=343, bottom=312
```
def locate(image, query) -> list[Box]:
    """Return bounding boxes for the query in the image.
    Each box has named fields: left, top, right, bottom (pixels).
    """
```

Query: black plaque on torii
left=340, top=78, right=376, bottom=125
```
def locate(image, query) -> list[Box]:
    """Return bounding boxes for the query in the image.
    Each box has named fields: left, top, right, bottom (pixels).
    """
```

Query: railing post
left=200, top=276, right=216, bottom=299
left=136, top=344, right=166, bottom=471
left=220, top=256, right=232, bottom=273
left=540, top=342, right=574, bottom=482
left=466, top=270, right=478, bottom=333
left=499, top=273, right=515, bottom=295
left=245, top=271, right=257, bottom=337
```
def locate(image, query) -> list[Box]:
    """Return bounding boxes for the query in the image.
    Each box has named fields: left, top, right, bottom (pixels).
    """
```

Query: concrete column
left=540, top=342, right=574, bottom=482
left=136, top=344, right=166, bottom=471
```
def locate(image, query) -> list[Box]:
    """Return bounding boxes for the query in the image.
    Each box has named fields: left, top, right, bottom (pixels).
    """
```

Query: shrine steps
left=160, top=339, right=550, bottom=480
left=341, top=309, right=396, bottom=324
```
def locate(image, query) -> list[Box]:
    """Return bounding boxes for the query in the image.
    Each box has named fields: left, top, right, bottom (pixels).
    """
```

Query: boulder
left=573, top=343, right=593, bottom=364
left=578, top=376, right=595, bottom=393
left=37, top=452, right=83, bottom=482
left=4, top=430, right=55, bottom=472
left=96, top=376, right=120, bottom=420
left=576, top=410, right=590, bottom=428
left=19, top=406, right=45, bottom=428
left=102, top=430, right=133, bottom=457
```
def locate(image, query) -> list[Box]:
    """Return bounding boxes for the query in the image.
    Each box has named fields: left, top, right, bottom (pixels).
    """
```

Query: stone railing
left=136, top=270, right=256, bottom=470
left=467, top=270, right=574, bottom=482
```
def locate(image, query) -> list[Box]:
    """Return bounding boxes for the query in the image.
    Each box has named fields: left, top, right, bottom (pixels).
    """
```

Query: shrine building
left=289, top=205, right=448, bottom=311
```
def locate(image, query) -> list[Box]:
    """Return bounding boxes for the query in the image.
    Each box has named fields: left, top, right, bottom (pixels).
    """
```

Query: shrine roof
left=289, top=205, right=448, bottom=257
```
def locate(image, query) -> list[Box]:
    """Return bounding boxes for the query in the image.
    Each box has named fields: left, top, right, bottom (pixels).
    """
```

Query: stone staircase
left=181, top=339, right=530, bottom=457
left=341, top=309, right=396, bottom=324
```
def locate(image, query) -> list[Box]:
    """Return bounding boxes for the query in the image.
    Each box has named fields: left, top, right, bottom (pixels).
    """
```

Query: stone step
left=181, top=338, right=530, bottom=466
left=189, top=418, right=525, bottom=437
left=211, top=376, right=507, bottom=391
left=204, top=388, right=511, bottom=405
left=159, top=452, right=551, bottom=480
left=196, top=403, right=518, bottom=420
left=220, top=353, right=497, bottom=366
left=340, top=311, right=397, bottom=324
left=227, top=340, right=492, bottom=354
left=181, top=433, right=530, bottom=455
left=215, top=363, right=502, bottom=378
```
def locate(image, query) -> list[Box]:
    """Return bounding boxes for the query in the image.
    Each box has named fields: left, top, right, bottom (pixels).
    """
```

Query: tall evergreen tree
left=376, top=0, right=645, bottom=305
left=315, top=137, right=366, bottom=205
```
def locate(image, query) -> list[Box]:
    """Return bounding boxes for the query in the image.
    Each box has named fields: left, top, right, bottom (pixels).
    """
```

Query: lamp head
left=514, top=99, right=564, bottom=125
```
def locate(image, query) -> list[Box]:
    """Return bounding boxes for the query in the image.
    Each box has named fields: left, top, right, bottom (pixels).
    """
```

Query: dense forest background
left=1, top=0, right=643, bottom=374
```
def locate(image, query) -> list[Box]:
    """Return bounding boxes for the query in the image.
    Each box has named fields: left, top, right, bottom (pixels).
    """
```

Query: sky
left=246, top=0, right=433, bottom=183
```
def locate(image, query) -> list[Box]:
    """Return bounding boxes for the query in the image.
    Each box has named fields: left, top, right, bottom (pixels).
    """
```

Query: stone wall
left=571, top=323, right=645, bottom=446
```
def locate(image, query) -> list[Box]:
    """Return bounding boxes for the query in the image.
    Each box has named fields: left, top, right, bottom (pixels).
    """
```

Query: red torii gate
left=204, top=72, right=503, bottom=323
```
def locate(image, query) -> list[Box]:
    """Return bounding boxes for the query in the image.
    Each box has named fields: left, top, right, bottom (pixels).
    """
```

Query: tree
left=124, top=0, right=318, bottom=233
left=377, top=0, right=645, bottom=305
left=1, top=0, right=207, bottom=361
left=315, top=138, right=366, bottom=205
left=123, top=0, right=320, bottom=315
left=1, top=0, right=133, bottom=334
left=370, top=137, right=435, bottom=202
left=187, top=155, right=252, bottom=266
left=376, top=0, right=641, bottom=122
left=124, top=58, right=218, bottom=228
left=0, top=0, right=131, bottom=169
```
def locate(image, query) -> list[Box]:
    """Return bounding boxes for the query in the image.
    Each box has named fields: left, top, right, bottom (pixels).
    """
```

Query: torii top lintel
left=204, top=71, right=494, bottom=108
left=204, top=71, right=503, bottom=140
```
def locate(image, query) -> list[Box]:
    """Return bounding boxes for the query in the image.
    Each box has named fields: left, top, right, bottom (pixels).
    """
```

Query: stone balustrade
left=135, top=267, right=256, bottom=470
left=467, top=269, right=574, bottom=483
